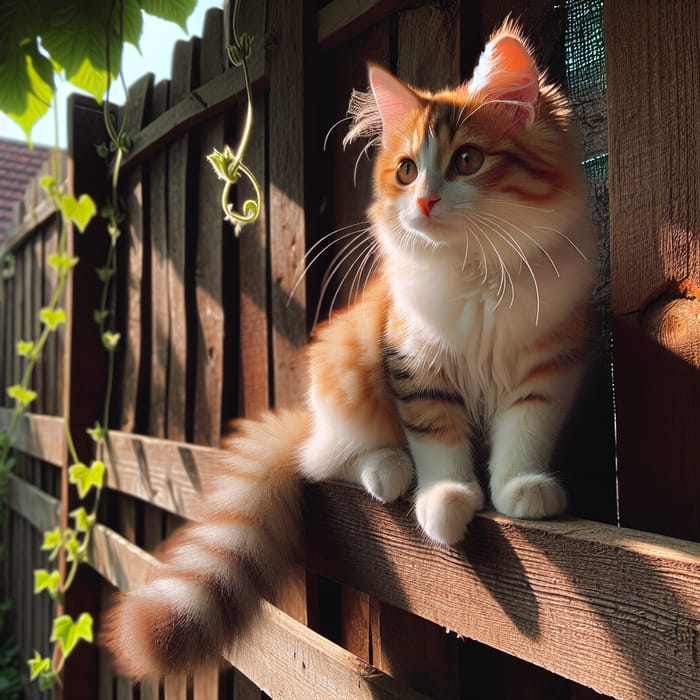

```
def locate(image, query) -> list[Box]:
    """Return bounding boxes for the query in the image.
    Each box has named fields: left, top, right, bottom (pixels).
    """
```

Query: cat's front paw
left=415, top=481, right=485, bottom=546
left=492, top=473, right=566, bottom=519
left=358, top=448, right=414, bottom=503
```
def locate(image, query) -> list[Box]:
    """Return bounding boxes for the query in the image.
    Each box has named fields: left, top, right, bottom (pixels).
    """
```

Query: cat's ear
left=469, top=21, right=539, bottom=130
left=368, top=64, right=421, bottom=147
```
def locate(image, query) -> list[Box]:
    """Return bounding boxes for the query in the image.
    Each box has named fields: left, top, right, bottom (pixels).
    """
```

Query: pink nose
left=417, top=196, right=441, bottom=217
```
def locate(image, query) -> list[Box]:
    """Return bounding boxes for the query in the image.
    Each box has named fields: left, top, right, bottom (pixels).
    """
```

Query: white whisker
left=324, top=116, right=354, bottom=151
left=536, top=226, right=588, bottom=261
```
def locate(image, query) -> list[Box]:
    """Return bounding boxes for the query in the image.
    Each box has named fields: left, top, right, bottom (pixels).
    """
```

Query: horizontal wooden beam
left=100, top=429, right=700, bottom=697
left=305, top=483, right=700, bottom=700
left=6, top=472, right=61, bottom=532
left=0, top=198, right=58, bottom=258
left=118, top=51, right=266, bottom=174
left=89, top=522, right=428, bottom=699
left=317, top=0, right=405, bottom=49
left=0, top=409, right=65, bottom=466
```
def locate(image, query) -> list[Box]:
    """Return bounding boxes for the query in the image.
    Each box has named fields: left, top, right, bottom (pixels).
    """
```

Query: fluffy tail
left=101, top=409, right=310, bottom=679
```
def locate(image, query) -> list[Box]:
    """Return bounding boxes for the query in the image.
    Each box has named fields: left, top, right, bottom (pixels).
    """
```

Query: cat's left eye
left=396, top=158, right=418, bottom=185
left=451, top=145, right=484, bottom=176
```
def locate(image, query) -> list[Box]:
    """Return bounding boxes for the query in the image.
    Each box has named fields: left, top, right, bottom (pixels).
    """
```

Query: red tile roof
left=0, top=138, right=51, bottom=243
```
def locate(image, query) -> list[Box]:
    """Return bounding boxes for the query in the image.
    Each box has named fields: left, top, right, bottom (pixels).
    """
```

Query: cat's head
left=345, top=20, right=588, bottom=266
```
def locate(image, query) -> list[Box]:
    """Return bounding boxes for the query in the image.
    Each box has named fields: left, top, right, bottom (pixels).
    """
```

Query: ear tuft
left=469, top=20, right=539, bottom=130
left=344, top=64, right=421, bottom=150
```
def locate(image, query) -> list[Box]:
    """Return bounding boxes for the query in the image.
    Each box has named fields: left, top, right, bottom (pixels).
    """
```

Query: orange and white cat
left=104, top=21, right=594, bottom=678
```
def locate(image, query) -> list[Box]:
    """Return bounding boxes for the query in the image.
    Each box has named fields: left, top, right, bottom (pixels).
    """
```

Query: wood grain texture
left=88, top=522, right=429, bottom=700
left=237, top=0, right=270, bottom=418
left=304, top=482, right=700, bottom=700
left=266, top=0, right=308, bottom=408
left=317, top=0, right=405, bottom=49
left=606, top=0, right=700, bottom=542
left=5, top=472, right=61, bottom=532
left=148, top=80, right=170, bottom=439
left=606, top=0, right=700, bottom=316
left=193, top=9, right=226, bottom=447
left=119, top=72, right=153, bottom=433
left=166, top=39, right=197, bottom=444
left=0, top=409, right=63, bottom=464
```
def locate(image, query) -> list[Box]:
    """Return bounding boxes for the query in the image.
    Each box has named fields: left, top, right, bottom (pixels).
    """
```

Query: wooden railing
left=2, top=1, right=699, bottom=699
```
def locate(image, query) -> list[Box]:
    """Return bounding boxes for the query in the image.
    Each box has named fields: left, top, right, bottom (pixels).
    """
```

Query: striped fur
left=104, top=21, right=595, bottom=679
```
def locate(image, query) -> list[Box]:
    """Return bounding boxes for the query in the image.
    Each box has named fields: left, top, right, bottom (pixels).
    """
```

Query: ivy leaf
left=7, top=384, right=37, bottom=407
left=96, top=266, right=113, bottom=282
left=16, top=340, right=34, bottom=357
left=68, top=460, right=105, bottom=498
left=50, top=613, right=93, bottom=657
left=33, top=568, right=60, bottom=597
left=86, top=421, right=106, bottom=444
left=102, top=331, right=120, bottom=351
left=27, top=650, right=51, bottom=681
left=59, top=193, right=96, bottom=233
left=41, top=0, right=143, bottom=102
left=70, top=506, right=94, bottom=533
left=41, top=527, right=62, bottom=552
left=140, top=0, right=197, bottom=32
left=63, top=530, right=79, bottom=562
left=48, top=252, right=79, bottom=274
left=39, top=307, right=66, bottom=330
left=0, top=39, right=55, bottom=144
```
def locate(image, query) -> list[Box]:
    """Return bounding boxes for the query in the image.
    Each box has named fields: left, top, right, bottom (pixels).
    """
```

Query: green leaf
left=27, top=650, right=51, bottom=681
left=70, top=506, right=94, bottom=533
left=39, top=306, right=66, bottom=330
left=63, top=530, right=79, bottom=562
left=41, top=0, right=143, bottom=102
left=51, top=613, right=93, bottom=657
left=33, top=568, right=60, bottom=596
left=93, top=309, right=109, bottom=324
left=59, top=193, right=96, bottom=233
left=7, top=384, right=37, bottom=407
left=86, top=421, right=105, bottom=443
left=96, top=266, right=113, bottom=282
left=38, top=672, right=55, bottom=691
left=68, top=460, right=105, bottom=498
left=0, top=40, right=55, bottom=143
left=16, top=340, right=34, bottom=357
left=41, top=527, right=61, bottom=552
left=48, top=252, right=79, bottom=274
left=140, top=0, right=197, bottom=32
left=102, top=331, right=120, bottom=351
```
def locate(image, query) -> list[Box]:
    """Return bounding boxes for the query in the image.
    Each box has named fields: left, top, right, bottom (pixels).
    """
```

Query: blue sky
left=0, top=0, right=221, bottom=148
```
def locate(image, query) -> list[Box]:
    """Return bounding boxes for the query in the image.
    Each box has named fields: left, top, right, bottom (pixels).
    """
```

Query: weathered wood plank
left=266, top=0, right=309, bottom=408
left=87, top=523, right=428, bottom=700
left=606, top=0, right=700, bottom=542
left=193, top=8, right=226, bottom=447
left=305, top=482, right=700, bottom=700
left=148, top=79, right=170, bottom=439
left=5, top=472, right=61, bottom=532
left=118, top=72, right=153, bottom=433
left=236, top=0, right=269, bottom=418
left=317, top=0, right=405, bottom=49
left=166, top=39, right=198, bottom=444
left=0, top=409, right=64, bottom=465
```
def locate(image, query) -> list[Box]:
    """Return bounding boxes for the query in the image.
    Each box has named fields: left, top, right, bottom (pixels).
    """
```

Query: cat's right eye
left=396, top=158, right=418, bottom=185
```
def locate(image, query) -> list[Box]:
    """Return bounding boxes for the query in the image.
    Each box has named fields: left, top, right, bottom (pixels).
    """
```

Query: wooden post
left=61, top=93, right=114, bottom=699
left=606, top=0, right=700, bottom=541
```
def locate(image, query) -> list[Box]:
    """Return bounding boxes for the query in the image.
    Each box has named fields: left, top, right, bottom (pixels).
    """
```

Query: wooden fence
left=1, top=1, right=699, bottom=698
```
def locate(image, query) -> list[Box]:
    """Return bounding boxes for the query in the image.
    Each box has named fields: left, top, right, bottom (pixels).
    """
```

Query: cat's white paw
left=415, top=481, right=485, bottom=546
left=358, top=448, right=414, bottom=503
left=492, top=474, right=566, bottom=519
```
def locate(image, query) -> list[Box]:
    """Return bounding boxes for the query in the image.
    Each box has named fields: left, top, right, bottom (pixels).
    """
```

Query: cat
left=103, top=20, right=595, bottom=678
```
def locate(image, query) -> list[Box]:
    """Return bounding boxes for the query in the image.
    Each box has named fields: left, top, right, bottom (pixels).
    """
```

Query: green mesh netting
left=563, top=0, right=609, bottom=308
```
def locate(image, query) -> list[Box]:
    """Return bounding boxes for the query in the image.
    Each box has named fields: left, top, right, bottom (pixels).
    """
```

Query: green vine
left=206, top=0, right=262, bottom=235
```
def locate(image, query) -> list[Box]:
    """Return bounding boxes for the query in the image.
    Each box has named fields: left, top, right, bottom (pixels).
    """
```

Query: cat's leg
left=409, top=434, right=485, bottom=546
left=488, top=365, right=584, bottom=519
left=298, top=399, right=413, bottom=504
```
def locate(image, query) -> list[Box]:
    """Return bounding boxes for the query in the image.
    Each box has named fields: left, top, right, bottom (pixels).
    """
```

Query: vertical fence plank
left=148, top=79, right=171, bottom=439
left=62, top=94, right=114, bottom=698
left=606, top=0, right=700, bottom=541
left=193, top=8, right=226, bottom=449
left=267, top=0, right=309, bottom=409
left=166, top=39, right=198, bottom=444
left=118, top=72, right=153, bottom=434
left=236, top=0, right=269, bottom=418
